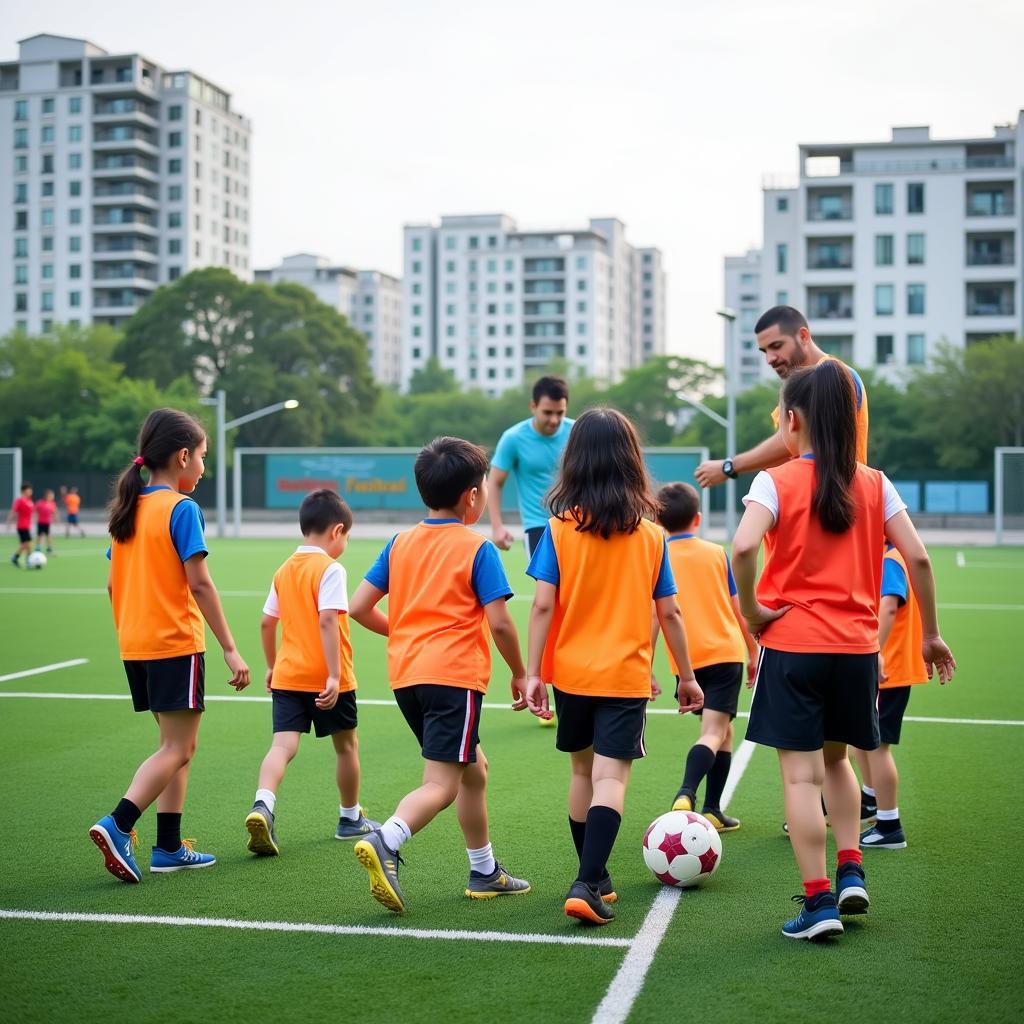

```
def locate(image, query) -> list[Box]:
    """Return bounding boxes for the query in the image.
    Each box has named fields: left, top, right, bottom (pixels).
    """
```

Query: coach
left=695, top=305, right=869, bottom=488
left=488, top=376, right=573, bottom=558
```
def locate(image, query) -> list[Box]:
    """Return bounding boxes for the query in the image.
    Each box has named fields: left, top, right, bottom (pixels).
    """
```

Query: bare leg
left=332, top=729, right=360, bottom=808
left=456, top=746, right=489, bottom=850
left=778, top=748, right=827, bottom=882
left=591, top=753, right=632, bottom=815
left=124, top=710, right=202, bottom=812
left=256, top=731, right=301, bottom=794
left=850, top=746, right=872, bottom=791
left=822, top=741, right=860, bottom=852
left=865, top=744, right=898, bottom=811
left=393, top=759, right=464, bottom=835
left=568, top=747, right=594, bottom=821
left=695, top=709, right=732, bottom=754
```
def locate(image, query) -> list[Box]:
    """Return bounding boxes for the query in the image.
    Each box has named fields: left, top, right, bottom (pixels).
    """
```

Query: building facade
left=723, top=248, right=765, bottom=389
left=401, top=213, right=666, bottom=393
left=0, top=33, right=251, bottom=334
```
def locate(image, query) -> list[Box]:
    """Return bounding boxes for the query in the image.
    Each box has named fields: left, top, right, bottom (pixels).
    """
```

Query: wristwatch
left=722, top=459, right=738, bottom=479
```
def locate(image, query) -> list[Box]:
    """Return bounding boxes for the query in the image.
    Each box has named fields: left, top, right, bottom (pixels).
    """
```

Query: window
left=68, top=125, right=82, bottom=143
left=69, top=181, right=81, bottom=197
left=504, top=259, right=513, bottom=272
left=875, top=334, right=894, bottom=364
left=776, top=196, right=789, bottom=212
left=504, top=281, right=514, bottom=293
left=468, top=236, right=479, bottom=249
left=168, top=104, right=182, bottom=120
left=41, top=208, right=54, bottom=227
left=577, top=279, right=587, bottom=292
left=504, top=302, right=514, bottom=315
left=69, top=208, right=81, bottom=225
left=874, top=234, right=894, bottom=266
left=412, top=347, right=422, bottom=359
left=486, top=259, right=497, bottom=273
left=168, top=267, right=181, bottom=281
left=445, top=236, right=456, bottom=250
left=14, top=100, right=27, bottom=120
left=14, top=155, right=27, bottom=172
left=504, top=324, right=514, bottom=335
left=69, top=264, right=81, bottom=278
left=42, top=98, right=54, bottom=114
left=168, top=212, right=182, bottom=228
left=776, top=243, right=788, bottom=273
left=41, top=154, right=54, bottom=173
left=875, top=183, right=894, bottom=215
left=907, top=283, right=926, bottom=315
left=14, top=238, right=28, bottom=258
left=41, top=125, right=54, bottom=144
left=907, top=182, right=925, bottom=214
left=576, top=322, right=586, bottom=335
left=42, top=291, right=54, bottom=312
left=14, top=265, right=27, bottom=285
left=874, top=284, right=894, bottom=315
left=14, top=293, right=27, bottom=312
left=168, top=239, right=181, bottom=254
left=487, top=235, right=497, bottom=248
left=69, top=237, right=81, bottom=253
left=577, top=301, right=587, bottom=313
left=411, top=304, right=421, bottom=316
left=168, top=184, right=182, bottom=201
left=70, top=291, right=81, bottom=308
left=468, top=259, right=477, bottom=272
left=412, top=261, right=422, bottom=274
left=410, top=237, right=423, bottom=252
left=68, top=153, right=81, bottom=170
left=412, top=325, right=421, bottom=337
left=14, top=128, right=27, bottom=149
left=907, top=233, right=925, bottom=265
left=14, top=182, right=27, bottom=203
left=169, top=158, right=182, bottom=173
left=168, top=131, right=182, bottom=147
left=445, top=260, right=455, bottom=273
left=907, top=333, right=926, bottom=365
left=445, top=325, right=455, bottom=337
left=69, top=96, right=82, bottom=114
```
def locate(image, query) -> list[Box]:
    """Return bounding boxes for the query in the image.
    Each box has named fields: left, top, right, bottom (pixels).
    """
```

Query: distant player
left=35, top=488, right=58, bottom=554
left=732, top=360, right=955, bottom=941
left=89, top=409, right=250, bottom=884
left=245, top=489, right=379, bottom=856
left=349, top=436, right=531, bottom=913
left=525, top=409, right=703, bottom=925
left=7, top=482, right=34, bottom=567
left=654, top=482, right=758, bottom=831
left=851, top=543, right=931, bottom=851
left=63, top=485, right=86, bottom=538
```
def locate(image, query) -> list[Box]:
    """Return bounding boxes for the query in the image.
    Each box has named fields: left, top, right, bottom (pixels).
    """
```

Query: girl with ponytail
left=730, top=360, right=955, bottom=942
left=90, top=409, right=250, bottom=884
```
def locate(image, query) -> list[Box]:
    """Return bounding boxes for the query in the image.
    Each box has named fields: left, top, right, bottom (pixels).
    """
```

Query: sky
left=5, top=0, right=1023, bottom=365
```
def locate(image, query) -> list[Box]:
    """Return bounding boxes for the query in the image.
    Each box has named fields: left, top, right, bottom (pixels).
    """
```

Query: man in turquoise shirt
left=488, top=376, right=573, bottom=558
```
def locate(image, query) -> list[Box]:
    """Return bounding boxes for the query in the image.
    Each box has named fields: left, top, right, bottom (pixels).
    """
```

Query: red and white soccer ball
left=642, top=810, right=722, bottom=887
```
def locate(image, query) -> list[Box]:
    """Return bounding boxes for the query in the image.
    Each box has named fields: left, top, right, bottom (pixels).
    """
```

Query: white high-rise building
left=255, top=254, right=402, bottom=386
left=757, top=115, right=1023, bottom=378
left=402, top=213, right=666, bottom=393
left=0, top=33, right=252, bottom=334
left=723, top=248, right=765, bottom=390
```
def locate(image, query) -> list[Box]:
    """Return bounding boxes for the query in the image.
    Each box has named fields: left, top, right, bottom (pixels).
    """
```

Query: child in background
left=526, top=409, right=703, bottom=925
left=349, top=436, right=531, bottom=913
left=35, top=488, right=58, bottom=554
left=246, top=489, right=378, bottom=856
left=90, top=408, right=250, bottom=883
left=732, top=360, right=955, bottom=941
left=7, top=482, right=34, bottom=567
left=654, top=482, right=758, bottom=831
left=64, top=485, right=86, bottom=538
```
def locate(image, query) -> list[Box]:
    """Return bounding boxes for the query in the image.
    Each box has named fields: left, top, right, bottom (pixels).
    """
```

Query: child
left=64, top=485, right=86, bottom=538
left=525, top=409, right=704, bottom=926
left=851, top=542, right=931, bottom=850
left=654, top=482, right=758, bottom=831
left=90, top=408, right=250, bottom=883
left=7, top=482, right=34, bottom=567
left=35, top=488, right=58, bottom=554
left=349, top=436, right=531, bottom=913
left=246, top=489, right=378, bottom=855
left=731, top=360, right=955, bottom=941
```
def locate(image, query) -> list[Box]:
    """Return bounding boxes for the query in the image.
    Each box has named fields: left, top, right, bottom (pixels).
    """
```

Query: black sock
left=569, top=816, right=586, bottom=861
left=702, top=750, right=732, bottom=811
left=577, top=806, right=621, bottom=886
left=876, top=817, right=902, bottom=834
left=111, top=798, right=142, bottom=834
left=156, top=812, right=183, bottom=853
left=681, top=743, right=717, bottom=798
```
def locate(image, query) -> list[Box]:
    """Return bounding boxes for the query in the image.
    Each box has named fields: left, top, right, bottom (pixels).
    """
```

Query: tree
left=407, top=357, right=458, bottom=395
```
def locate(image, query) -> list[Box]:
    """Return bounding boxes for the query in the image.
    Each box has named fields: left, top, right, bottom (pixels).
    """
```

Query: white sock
left=339, top=804, right=361, bottom=821
left=467, top=842, right=496, bottom=876
left=380, top=816, right=412, bottom=852
left=255, top=788, right=276, bottom=812
left=877, top=807, right=900, bottom=821
left=862, top=785, right=876, bottom=798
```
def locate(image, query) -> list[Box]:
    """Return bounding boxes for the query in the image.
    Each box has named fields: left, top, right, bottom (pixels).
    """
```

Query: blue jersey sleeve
left=881, top=556, right=909, bottom=605
left=848, top=365, right=865, bottom=411
left=472, top=541, right=513, bottom=606
left=725, top=553, right=738, bottom=597
left=169, top=499, right=208, bottom=562
left=491, top=425, right=519, bottom=473
left=364, top=535, right=396, bottom=593
left=653, top=537, right=677, bottom=598
left=525, top=523, right=559, bottom=584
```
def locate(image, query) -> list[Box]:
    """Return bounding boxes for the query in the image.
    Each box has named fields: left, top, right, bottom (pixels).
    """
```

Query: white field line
left=0, top=908, right=630, bottom=949
left=591, top=738, right=757, bottom=1024
left=954, top=563, right=1024, bottom=570
left=0, top=659, right=88, bottom=683
left=956, top=551, right=966, bottom=568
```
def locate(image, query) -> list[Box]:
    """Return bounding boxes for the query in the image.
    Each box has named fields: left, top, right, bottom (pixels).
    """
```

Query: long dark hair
left=780, top=360, right=857, bottom=533
left=547, top=407, right=659, bottom=538
left=108, top=408, right=206, bottom=543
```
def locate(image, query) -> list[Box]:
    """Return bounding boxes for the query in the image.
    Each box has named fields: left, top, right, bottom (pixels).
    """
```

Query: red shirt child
left=36, top=498, right=57, bottom=526
left=13, top=494, right=34, bottom=531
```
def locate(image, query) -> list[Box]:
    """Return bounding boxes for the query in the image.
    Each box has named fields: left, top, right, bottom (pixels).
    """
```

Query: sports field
left=1, top=537, right=1020, bottom=1023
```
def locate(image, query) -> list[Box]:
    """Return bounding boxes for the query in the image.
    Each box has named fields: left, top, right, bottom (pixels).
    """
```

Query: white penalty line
left=0, top=659, right=88, bottom=683
left=0, top=908, right=630, bottom=949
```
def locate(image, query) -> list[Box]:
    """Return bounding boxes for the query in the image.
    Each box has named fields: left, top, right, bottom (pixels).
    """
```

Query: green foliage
left=407, top=356, right=458, bottom=395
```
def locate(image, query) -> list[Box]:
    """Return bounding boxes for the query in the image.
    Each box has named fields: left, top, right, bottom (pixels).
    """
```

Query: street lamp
left=717, top=308, right=738, bottom=539
left=200, top=390, right=299, bottom=538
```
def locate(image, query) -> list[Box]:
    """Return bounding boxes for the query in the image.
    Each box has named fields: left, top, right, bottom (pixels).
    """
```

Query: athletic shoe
left=671, top=789, right=695, bottom=813
left=465, top=861, right=531, bottom=899
left=782, top=893, right=843, bottom=940
left=89, top=814, right=141, bottom=884
left=245, top=801, right=279, bottom=856
left=335, top=810, right=381, bottom=841
left=354, top=830, right=406, bottom=913
left=599, top=873, right=618, bottom=904
left=564, top=880, right=615, bottom=925
left=860, top=824, right=907, bottom=850
left=151, top=839, right=216, bottom=872
left=860, top=792, right=878, bottom=824
left=702, top=808, right=741, bottom=832
left=10, top=554, right=20, bottom=568
left=836, top=862, right=870, bottom=914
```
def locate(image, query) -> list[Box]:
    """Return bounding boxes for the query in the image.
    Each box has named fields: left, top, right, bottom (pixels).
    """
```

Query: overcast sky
left=6, top=0, right=1023, bottom=364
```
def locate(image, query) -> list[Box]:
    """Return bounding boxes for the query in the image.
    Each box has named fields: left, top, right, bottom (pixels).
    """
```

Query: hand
left=746, top=653, right=759, bottom=687
left=526, top=674, right=553, bottom=720
left=264, top=668, right=274, bottom=693
left=743, top=603, right=792, bottom=638
left=694, top=460, right=727, bottom=488
left=676, top=675, right=704, bottom=714
left=224, top=649, right=250, bottom=690
left=877, top=652, right=888, bottom=684
left=493, top=527, right=514, bottom=551
left=510, top=674, right=528, bottom=711
left=317, top=676, right=340, bottom=709
left=922, top=635, right=956, bottom=685
left=649, top=674, right=662, bottom=701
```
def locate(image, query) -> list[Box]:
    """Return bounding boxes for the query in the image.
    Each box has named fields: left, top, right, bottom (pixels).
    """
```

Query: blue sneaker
left=836, top=862, right=870, bottom=914
left=782, top=892, right=843, bottom=940
left=150, top=839, right=216, bottom=873
left=89, top=815, right=141, bottom=884
left=860, top=824, right=907, bottom=850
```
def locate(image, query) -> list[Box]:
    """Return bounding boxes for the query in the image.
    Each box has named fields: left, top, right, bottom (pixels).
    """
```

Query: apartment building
left=722, top=248, right=765, bottom=389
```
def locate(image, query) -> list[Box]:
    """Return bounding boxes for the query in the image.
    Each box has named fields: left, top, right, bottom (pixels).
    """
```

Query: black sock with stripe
left=577, top=806, right=621, bottom=887
left=702, top=750, right=732, bottom=811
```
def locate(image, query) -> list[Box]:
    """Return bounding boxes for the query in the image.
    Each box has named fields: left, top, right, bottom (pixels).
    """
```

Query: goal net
left=995, top=447, right=1024, bottom=545
left=0, top=448, right=22, bottom=513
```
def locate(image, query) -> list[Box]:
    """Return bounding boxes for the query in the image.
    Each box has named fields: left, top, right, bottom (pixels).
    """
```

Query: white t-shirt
left=263, top=546, right=348, bottom=617
left=743, top=469, right=906, bottom=525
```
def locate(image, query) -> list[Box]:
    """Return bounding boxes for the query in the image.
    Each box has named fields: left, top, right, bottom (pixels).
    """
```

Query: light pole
left=200, top=390, right=299, bottom=538
left=717, top=308, right=738, bottom=539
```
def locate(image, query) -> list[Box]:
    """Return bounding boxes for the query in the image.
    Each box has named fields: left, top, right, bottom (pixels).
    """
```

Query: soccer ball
left=27, top=550, right=47, bottom=570
left=642, top=810, right=722, bottom=887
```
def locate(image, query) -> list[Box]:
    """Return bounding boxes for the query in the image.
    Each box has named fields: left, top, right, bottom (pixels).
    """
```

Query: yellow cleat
left=354, top=832, right=406, bottom=913
left=703, top=809, right=742, bottom=832
left=671, top=792, right=694, bottom=813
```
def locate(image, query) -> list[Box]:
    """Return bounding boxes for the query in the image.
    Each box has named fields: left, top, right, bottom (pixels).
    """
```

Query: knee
left=334, top=731, right=358, bottom=754
left=165, top=739, right=197, bottom=766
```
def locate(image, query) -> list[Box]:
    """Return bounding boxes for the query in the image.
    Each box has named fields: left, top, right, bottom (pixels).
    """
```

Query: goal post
left=0, top=448, right=23, bottom=512
left=994, top=447, right=1024, bottom=545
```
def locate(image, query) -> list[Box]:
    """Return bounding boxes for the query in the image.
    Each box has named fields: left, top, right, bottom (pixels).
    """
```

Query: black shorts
left=36, top=523, right=50, bottom=537
left=878, top=686, right=913, bottom=745
left=525, top=526, right=545, bottom=560
left=675, top=662, right=743, bottom=719
left=746, top=648, right=879, bottom=752
left=272, top=689, right=358, bottom=737
left=553, top=688, right=648, bottom=760
left=67, top=513, right=79, bottom=524
left=124, top=653, right=205, bottom=713
left=17, top=528, right=31, bottom=543
left=394, top=684, right=483, bottom=763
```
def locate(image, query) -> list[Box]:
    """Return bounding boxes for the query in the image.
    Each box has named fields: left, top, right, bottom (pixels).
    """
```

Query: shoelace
left=180, top=838, right=200, bottom=862
left=127, top=828, right=139, bottom=851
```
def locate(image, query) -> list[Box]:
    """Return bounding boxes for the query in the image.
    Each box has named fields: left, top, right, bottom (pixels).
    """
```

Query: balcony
left=93, top=208, right=157, bottom=229
left=966, top=183, right=1014, bottom=218
left=93, top=184, right=158, bottom=209
left=966, top=283, right=1015, bottom=317
left=523, top=279, right=565, bottom=296
left=523, top=258, right=565, bottom=275
left=966, top=233, right=1015, bottom=267
left=93, top=155, right=158, bottom=182
left=523, top=300, right=565, bottom=317
left=93, top=131, right=159, bottom=156
left=524, top=343, right=565, bottom=361
left=806, top=237, right=853, bottom=270
left=807, top=286, right=854, bottom=321
left=93, top=98, right=158, bottom=126
left=806, top=186, right=853, bottom=222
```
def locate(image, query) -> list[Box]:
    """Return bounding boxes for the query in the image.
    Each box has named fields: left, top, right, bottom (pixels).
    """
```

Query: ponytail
left=781, top=361, right=857, bottom=533
left=107, top=408, right=206, bottom=542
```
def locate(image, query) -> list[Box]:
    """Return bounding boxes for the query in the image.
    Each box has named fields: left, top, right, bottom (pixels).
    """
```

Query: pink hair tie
left=133, top=456, right=144, bottom=466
